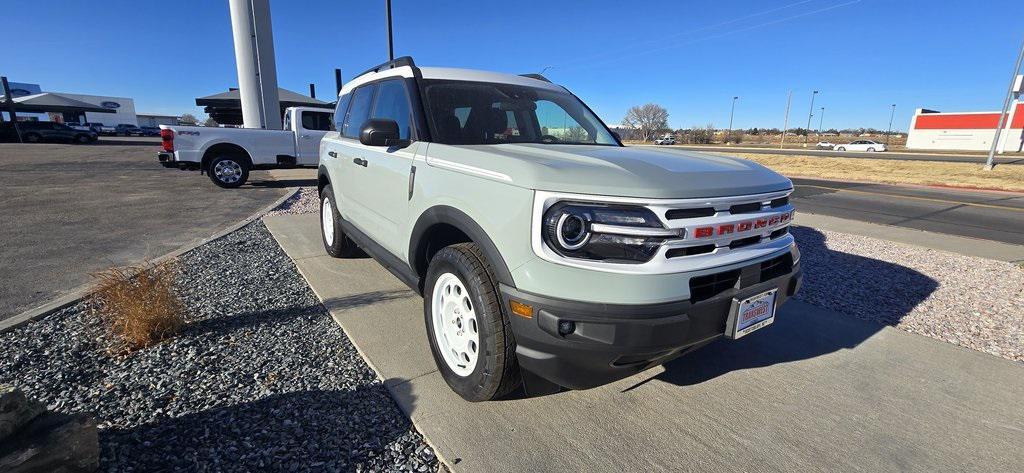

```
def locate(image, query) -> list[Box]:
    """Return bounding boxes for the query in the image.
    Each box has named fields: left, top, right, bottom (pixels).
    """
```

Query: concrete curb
left=0, top=187, right=299, bottom=334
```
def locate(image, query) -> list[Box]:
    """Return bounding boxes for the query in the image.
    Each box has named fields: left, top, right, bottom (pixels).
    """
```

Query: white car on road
left=835, top=140, right=886, bottom=152
left=815, top=141, right=835, bottom=150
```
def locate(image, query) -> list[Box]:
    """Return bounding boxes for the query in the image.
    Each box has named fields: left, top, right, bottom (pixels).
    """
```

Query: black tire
left=319, top=185, right=360, bottom=257
left=207, top=155, right=250, bottom=188
left=836, top=146, right=846, bottom=151
left=74, top=134, right=90, bottom=144
left=866, top=147, right=875, bottom=152
left=424, top=242, right=521, bottom=401
left=23, top=133, right=41, bottom=143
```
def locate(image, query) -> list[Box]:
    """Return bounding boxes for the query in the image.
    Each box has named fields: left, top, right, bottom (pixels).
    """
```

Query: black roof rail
left=519, top=73, right=551, bottom=83
left=354, top=56, right=417, bottom=80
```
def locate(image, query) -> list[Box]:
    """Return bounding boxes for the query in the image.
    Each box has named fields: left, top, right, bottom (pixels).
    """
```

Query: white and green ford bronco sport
left=318, top=57, right=802, bottom=401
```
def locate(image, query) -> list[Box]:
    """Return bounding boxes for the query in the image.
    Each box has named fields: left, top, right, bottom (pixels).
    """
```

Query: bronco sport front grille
left=689, top=270, right=741, bottom=303
left=759, top=253, right=793, bottom=282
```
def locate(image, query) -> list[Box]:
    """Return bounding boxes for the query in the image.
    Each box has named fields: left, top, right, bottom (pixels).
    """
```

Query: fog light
left=558, top=320, right=576, bottom=336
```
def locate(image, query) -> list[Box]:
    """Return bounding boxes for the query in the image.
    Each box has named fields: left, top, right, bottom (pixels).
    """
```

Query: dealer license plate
left=725, top=289, right=778, bottom=339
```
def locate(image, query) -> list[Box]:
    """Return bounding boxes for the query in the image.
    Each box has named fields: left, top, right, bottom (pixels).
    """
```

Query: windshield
left=422, top=79, right=618, bottom=146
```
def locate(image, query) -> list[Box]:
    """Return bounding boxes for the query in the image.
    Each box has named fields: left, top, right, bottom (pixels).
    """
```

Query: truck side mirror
left=359, top=118, right=403, bottom=147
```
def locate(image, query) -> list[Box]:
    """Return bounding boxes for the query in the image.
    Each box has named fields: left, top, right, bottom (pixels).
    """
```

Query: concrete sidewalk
left=265, top=213, right=1024, bottom=472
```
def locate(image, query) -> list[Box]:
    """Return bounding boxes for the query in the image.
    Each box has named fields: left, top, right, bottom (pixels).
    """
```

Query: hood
left=429, top=144, right=792, bottom=199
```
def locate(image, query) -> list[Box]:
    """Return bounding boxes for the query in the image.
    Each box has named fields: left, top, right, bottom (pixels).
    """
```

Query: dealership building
left=4, top=81, right=142, bottom=126
left=906, top=100, right=1024, bottom=153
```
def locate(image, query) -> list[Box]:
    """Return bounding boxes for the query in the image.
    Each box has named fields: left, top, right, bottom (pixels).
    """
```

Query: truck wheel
left=424, top=243, right=521, bottom=401
left=23, top=133, right=41, bottom=143
left=207, top=155, right=249, bottom=188
left=74, top=134, right=90, bottom=144
left=319, top=185, right=360, bottom=257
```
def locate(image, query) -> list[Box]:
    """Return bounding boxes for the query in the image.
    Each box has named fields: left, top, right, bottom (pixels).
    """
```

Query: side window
left=333, top=93, right=352, bottom=130
left=370, top=80, right=412, bottom=139
left=301, top=111, right=333, bottom=131
left=342, top=85, right=376, bottom=138
left=535, top=100, right=590, bottom=142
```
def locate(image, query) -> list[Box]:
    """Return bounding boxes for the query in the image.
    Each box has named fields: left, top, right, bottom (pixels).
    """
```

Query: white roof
left=339, top=65, right=565, bottom=96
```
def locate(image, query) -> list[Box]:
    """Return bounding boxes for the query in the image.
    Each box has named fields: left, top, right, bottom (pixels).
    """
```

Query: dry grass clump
left=724, top=153, right=1024, bottom=192
left=90, top=261, right=184, bottom=352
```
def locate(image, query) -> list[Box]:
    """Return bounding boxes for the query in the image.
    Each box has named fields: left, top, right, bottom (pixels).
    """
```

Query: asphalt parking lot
left=0, top=140, right=294, bottom=320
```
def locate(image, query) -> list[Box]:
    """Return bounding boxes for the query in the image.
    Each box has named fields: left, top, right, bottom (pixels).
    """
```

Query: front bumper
left=501, top=255, right=802, bottom=390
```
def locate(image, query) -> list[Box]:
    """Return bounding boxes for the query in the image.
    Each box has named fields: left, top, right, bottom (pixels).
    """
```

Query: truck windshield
left=422, top=79, right=618, bottom=146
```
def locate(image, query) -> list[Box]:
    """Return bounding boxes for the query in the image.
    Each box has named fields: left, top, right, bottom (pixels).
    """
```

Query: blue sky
left=4, top=0, right=1022, bottom=131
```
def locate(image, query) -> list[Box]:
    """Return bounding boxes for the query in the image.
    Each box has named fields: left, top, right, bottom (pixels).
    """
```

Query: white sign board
left=1014, top=74, right=1024, bottom=94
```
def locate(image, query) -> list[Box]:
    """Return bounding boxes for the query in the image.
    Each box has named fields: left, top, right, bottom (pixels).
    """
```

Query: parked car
left=139, top=126, right=161, bottom=137
left=655, top=135, right=676, bottom=145
left=835, top=140, right=886, bottom=152
left=317, top=57, right=801, bottom=401
left=156, top=106, right=333, bottom=187
left=815, top=141, right=835, bottom=149
left=116, top=124, right=144, bottom=136
left=63, top=122, right=93, bottom=132
left=86, top=122, right=117, bottom=135
left=0, top=121, right=97, bottom=144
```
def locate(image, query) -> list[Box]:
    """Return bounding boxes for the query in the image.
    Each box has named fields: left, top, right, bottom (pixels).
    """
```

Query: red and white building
left=906, top=100, right=1024, bottom=153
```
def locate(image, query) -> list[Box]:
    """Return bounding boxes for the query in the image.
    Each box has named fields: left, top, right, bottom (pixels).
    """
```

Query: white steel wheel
left=431, top=272, right=480, bottom=376
left=321, top=197, right=335, bottom=245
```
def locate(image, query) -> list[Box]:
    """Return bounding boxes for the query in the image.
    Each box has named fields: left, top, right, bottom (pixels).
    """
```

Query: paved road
left=266, top=213, right=1024, bottom=472
left=662, top=145, right=1024, bottom=165
left=790, top=178, right=1024, bottom=245
left=0, top=142, right=292, bottom=320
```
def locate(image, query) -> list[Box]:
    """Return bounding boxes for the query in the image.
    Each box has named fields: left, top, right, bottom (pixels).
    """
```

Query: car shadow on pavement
left=646, top=226, right=938, bottom=388
left=182, top=291, right=410, bottom=337
left=101, top=386, right=421, bottom=470
left=248, top=178, right=318, bottom=188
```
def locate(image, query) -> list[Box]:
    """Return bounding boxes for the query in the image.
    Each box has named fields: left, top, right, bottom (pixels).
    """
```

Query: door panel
left=296, top=110, right=332, bottom=165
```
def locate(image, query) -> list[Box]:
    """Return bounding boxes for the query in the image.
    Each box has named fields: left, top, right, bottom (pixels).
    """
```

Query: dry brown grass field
left=724, top=152, right=1024, bottom=192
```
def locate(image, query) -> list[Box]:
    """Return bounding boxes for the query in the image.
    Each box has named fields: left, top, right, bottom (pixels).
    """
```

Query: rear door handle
left=327, top=151, right=337, bottom=158
left=353, top=157, right=368, bottom=167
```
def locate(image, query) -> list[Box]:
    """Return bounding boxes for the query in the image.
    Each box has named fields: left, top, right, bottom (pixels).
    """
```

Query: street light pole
left=985, top=36, right=1024, bottom=170
left=885, top=104, right=896, bottom=146
left=727, top=96, right=738, bottom=144
left=804, top=90, right=818, bottom=145
left=818, top=107, right=825, bottom=134
left=780, top=90, right=793, bottom=149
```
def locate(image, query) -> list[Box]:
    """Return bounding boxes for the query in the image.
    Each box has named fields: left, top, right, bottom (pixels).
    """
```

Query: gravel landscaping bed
left=0, top=222, right=439, bottom=472
left=267, top=187, right=319, bottom=216
left=792, top=226, right=1024, bottom=362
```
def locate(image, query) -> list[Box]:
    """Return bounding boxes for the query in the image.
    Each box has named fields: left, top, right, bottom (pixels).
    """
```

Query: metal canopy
left=0, top=92, right=117, bottom=114
left=196, top=87, right=332, bottom=125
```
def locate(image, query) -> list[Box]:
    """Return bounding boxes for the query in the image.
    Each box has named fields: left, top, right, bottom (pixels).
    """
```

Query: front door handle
left=353, top=157, right=368, bottom=167
left=327, top=151, right=337, bottom=158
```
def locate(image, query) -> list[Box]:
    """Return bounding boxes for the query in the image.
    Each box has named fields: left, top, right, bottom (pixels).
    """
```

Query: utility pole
left=985, top=37, right=1024, bottom=170
left=780, top=90, right=793, bottom=149
left=885, top=104, right=896, bottom=145
left=335, top=68, right=343, bottom=95
left=1, top=77, right=23, bottom=143
left=386, top=0, right=394, bottom=61
left=727, top=96, right=738, bottom=144
left=309, top=83, right=316, bottom=99
left=804, top=90, right=818, bottom=145
left=818, top=107, right=825, bottom=134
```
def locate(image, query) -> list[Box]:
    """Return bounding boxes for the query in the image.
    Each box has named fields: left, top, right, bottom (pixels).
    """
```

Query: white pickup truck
left=157, top=106, right=333, bottom=188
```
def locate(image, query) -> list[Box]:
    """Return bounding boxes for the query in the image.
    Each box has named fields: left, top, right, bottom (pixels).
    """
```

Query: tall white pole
left=780, top=90, right=793, bottom=149
left=985, top=37, right=1024, bottom=170
left=228, top=0, right=281, bottom=129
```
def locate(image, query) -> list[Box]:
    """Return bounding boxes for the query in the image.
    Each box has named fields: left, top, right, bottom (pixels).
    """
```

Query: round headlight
left=556, top=213, right=589, bottom=250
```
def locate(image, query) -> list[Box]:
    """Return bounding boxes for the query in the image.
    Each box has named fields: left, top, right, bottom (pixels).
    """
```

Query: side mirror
left=359, top=118, right=403, bottom=147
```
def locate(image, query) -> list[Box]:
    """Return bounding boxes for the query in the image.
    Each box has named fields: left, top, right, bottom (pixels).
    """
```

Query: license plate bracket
left=725, top=288, right=778, bottom=339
